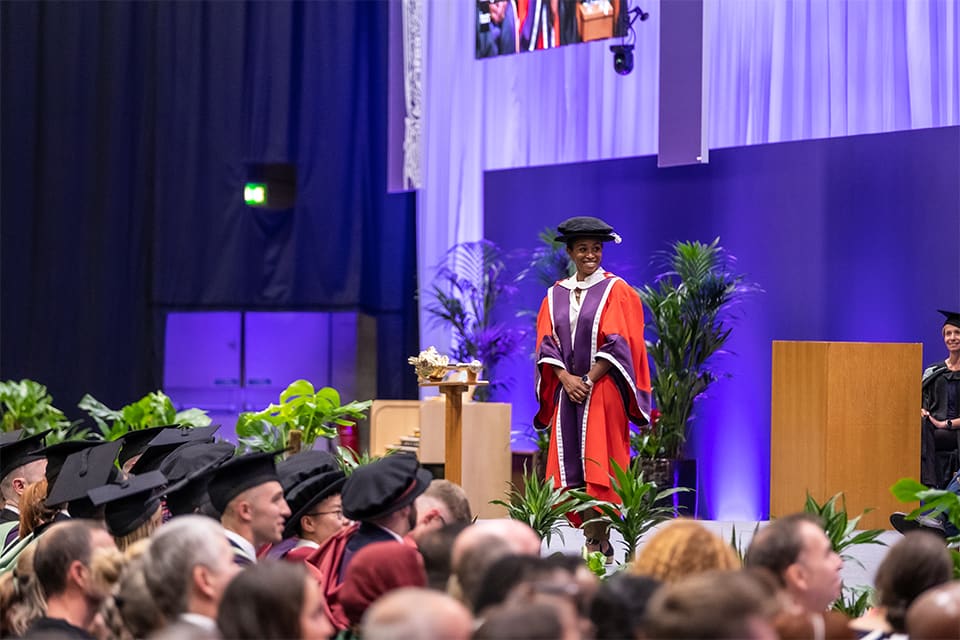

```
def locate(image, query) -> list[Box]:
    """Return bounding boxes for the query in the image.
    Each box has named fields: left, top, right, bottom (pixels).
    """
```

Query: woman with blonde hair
left=630, top=519, right=740, bottom=583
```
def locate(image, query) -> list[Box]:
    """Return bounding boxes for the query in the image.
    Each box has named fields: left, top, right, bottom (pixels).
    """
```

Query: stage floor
left=538, top=519, right=903, bottom=590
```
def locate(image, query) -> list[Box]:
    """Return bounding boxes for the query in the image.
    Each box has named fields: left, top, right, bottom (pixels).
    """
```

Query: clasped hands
left=561, top=371, right=592, bottom=404
left=923, top=408, right=956, bottom=429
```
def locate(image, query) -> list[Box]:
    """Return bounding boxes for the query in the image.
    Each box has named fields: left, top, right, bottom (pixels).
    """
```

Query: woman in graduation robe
left=534, top=216, right=651, bottom=557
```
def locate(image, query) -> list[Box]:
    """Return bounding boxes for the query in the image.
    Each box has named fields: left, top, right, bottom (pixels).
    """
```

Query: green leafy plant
left=424, top=240, right=525, bottom=401
left=833, top=585, right=874, bottom=618
left=0, top=379, right=78, bottom=443
left=636, top=238, right=758, bottom=459
left=583, top=550, right=609, bottom=579
left=728, top=522, right=760, bottom=563
left=803, top=492, right=886, bottom=567
left=79, top=391, right=211, bottom=441
left=236, top=380, right=371, bottom=454
left=336, top=445, right=385, bottom=476
left=491, top=464, right=582, bottom=546
left=570, top=458, right=689, bottom=562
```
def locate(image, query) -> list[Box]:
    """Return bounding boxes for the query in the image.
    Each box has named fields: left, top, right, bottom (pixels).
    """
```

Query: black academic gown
left=0, top=506, right=18, bottom=523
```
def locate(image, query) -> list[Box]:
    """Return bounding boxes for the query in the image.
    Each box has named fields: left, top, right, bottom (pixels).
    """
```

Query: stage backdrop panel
left=484, top=126, right=960, bottom=520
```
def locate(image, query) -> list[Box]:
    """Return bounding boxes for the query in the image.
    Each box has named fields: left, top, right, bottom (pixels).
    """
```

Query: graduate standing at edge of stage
left=534, top=216, right=652, bottom=560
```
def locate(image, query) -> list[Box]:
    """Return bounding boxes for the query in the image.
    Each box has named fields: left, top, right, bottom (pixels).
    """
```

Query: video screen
left=477, top=0, right=629, bottom=58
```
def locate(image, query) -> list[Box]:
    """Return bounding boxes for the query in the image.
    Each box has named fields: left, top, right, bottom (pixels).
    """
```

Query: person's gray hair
left=143, top=516, right=230, bottom=618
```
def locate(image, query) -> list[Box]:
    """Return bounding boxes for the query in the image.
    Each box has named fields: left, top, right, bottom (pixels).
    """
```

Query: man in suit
left=208, top=451, right=291, bottom=565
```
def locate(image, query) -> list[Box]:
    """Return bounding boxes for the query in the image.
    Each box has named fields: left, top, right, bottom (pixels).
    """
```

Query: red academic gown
left=535, top=272, right=651, bottom=505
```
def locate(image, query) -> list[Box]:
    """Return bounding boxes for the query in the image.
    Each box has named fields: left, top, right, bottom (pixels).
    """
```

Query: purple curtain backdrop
left=484, top=126, right=960, bottom=520
left=417, top=0, right=960, bottom=364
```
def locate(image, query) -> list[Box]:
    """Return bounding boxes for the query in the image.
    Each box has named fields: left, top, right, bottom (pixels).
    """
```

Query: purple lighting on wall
left=484, top=126, right=960, bottom=520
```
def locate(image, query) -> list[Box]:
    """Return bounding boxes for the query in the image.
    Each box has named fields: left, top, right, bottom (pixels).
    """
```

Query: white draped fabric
left=417, top=0, right=959, bottom=353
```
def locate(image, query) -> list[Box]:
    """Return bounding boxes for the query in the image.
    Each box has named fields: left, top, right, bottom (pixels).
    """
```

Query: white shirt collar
left=179, top=613, right=217, bottom=631
left=223, top=528, right=257, bottom=562
left=294, top=538, right=320, bottom=550
left=560, top=268, right=607, bottom=290
left=372, top=523, right=405, bottom=542
left=4, top=505, right=20, bottom=515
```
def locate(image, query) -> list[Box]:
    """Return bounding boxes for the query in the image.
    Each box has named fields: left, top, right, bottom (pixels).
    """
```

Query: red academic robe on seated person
left=535, top=271, right=651, bottom=506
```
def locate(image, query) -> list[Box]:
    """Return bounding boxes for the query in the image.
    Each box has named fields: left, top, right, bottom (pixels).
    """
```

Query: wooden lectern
left=770, top=341, right=921, bottom=530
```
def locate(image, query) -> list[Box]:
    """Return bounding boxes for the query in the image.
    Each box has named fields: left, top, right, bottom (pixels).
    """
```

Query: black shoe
left=890, top=512, right=947, bottom=537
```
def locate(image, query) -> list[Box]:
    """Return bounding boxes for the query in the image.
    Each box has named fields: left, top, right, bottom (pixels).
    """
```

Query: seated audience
left=631, top=519, right=740, bottom=583
left=416, top=521, right=470, bottom=591
left=408, top=479, right=473, bottom=543
left=474, top=601, right=578, bottom=640
left=906, top=581, right=960, bottom=640
left=448, top=518, right=541, bottom=610
left=850, top=531, right=952, bottom=637
left=24, top=520, right=117, bottom=639
left=216, top=560, right=335, bottom=640
left=744, top=513, right=843, bottom=614
left=339, top=541, right=429, bottom=630
left=361, top=587, right=473, bottom=640
left=589, top=573, right=661, bottom=640
left=0, top=540, right=46, bottom=636
left=208, top=451, right=291, bottom=565
left=644, top=569, right=779, bottom=639
left=142, top=515, right=241, bottom=634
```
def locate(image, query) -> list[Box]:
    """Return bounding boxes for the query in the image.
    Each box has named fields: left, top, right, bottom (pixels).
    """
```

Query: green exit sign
left=244, top=183, right=267, bottom=206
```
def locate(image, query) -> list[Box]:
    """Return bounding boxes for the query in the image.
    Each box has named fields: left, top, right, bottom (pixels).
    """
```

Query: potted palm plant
left=635, top=238, right=758, bottom=514
left=424, top=240, right=524, bottom=401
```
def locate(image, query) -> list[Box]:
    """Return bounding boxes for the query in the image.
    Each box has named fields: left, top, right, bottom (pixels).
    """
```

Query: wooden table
left=418, top=379, right=488, bottom=484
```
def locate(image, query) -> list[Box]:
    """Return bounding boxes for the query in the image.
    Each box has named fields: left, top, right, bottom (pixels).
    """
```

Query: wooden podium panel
left=420, top=398, right=511, bottom=519
left=770, top=341, right=921, bottom=530
left=368, top=400, right=422, bottom=457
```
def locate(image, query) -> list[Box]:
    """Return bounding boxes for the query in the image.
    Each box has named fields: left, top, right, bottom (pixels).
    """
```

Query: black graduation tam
left=88, top=470, right=167, bottom=537
left=41, top=437, right=104, bottom=488
left=277, top=449, right=341, bottom=494
left=129, top=425, right=220, bottom=474
left=0, top=430, right=49, bottom=481
left=0, top=429, right=23, bottom=445
left=939, top=310, right=960, bottom=330
left=117, top=425, right=178, bottom=467
left=341, top=453, right=432, bottom=522
left=283, top=470, right=347, bottom=539
left=161, top=441, right=235, bottom=517
left=45, top=440, right=122, bottom=507
left=555, top=216, right=621, bottom=244
left=207, top=451, right=281, bottom=513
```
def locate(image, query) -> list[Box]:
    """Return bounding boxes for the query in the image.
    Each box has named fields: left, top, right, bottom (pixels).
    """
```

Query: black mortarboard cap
left=0, top=430, right=23, bottom=445
left=283, top=469, right=346, bottom=539
left=161, top=441, right=235, bottom=517
left=341, top=453, right=432, bottom=522
left=88, top=470, right=167, bottom=537
left=129, top=425, right=220, bottom=475
left=207, top=451, right=281, bottom=513
left=117, top=425, right=178, bottom=467
left=45, top=440, right=122, bottom=507
left=555, top=216, right=621, bottom=244
left=40, top=437, right=104, bottom=488
left=939, top=310, right=960, bottom=330
left=277, top=449, right=341, bottom=494
left=0, top=430, right=49, bottom=481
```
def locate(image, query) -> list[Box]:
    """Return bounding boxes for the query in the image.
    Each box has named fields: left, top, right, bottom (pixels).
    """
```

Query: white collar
left=294, top=538, right=320, bottom=550
left=179, top=613, right=217, bottom=631
left=372, top=523, right=405, bottom=542
left=4, top=505, right=20, bottom=515
left=560, top=269, right=607, bottom=290
left=223, top=528, right=257, bottom=562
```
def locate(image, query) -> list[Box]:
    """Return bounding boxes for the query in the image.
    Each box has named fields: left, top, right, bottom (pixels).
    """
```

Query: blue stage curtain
left=1, top=0, right=417, bottom=412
